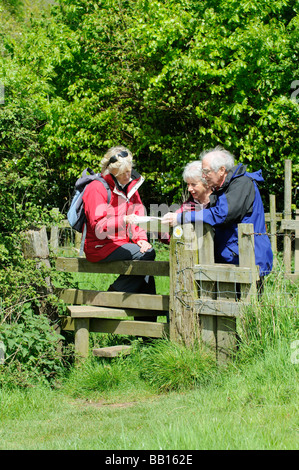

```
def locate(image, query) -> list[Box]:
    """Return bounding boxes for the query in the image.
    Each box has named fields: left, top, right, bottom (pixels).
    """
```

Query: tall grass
left=237, top=265, right=298, bottom=362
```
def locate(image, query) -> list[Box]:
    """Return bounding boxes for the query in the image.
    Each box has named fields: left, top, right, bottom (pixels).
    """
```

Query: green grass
left=0, top=340, right=298, bottom=450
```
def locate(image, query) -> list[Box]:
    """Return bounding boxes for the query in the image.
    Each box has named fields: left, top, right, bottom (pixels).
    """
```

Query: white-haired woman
left=180, top=160, right=211, bottom=212
left=82, top=145, right=156, bottom=295
left=159, top=160, right=212, bottom=243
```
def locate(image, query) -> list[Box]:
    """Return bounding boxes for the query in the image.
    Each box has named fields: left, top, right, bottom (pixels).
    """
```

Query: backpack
left=67, top=167, right=111, bottom=233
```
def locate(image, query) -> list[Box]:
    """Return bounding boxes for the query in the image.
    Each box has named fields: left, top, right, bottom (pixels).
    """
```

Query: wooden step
left=67, top=305, right=161, bottom=318
left=59, top=289, right=169, bottom=311
left=92, top=345, right=132, bottom=358
left=90, top=319, right=169, bottom=338
left=60, top=315, right=169, bottom=338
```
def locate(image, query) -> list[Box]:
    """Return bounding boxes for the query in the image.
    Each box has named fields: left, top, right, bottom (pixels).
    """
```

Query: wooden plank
left=196, top=224, right=217, bottom=354
left=60, top=315, right=74, bottom=330
left=67, top=305, right=162, bottom=318
left=284, top=159, right=292, bottom=274
left=215, top=263, right=237, bottom=365
left=90, top=319, right=169, bottom=338
left=193, top=264, right=259, bottom=283
left=281, top=219, right=299, bottom=231
left=55, top=257, right=169, bottom=276
left=58, top=289, right=169, bottom=311
left=284, top=273, right=299, bottom=282
left=295, top=210, right=299, bottom=276
left=92, top=345, right=132, bottom=357
left=194, top=300, right=246, bottom=317
left=264, top=212, right=283, bottom=222
left=269, top=195, right=277, bottom=268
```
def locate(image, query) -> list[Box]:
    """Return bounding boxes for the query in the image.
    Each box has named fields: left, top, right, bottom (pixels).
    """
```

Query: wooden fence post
left=269, top=194, right=277, bottom=267
left=238, top=224, right=258, bottom=301
left=22, top=226, right=50, bottom=265
left=49, top=208, right=60, bottom=253
left=284, top=159, right=292, bottom=275
left=196, top=223, right=217, bottom=357
left=74, top=318, right=90, bottom=359
left=169, top=223, right=200, bottom=347
left=295, top=210, right=299, bottom=277
left=22, top=226, right=61, bottom=335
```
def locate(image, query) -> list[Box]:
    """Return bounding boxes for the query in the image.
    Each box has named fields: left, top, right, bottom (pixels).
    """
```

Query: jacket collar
left=215, top=163, right=246, bottom=192
left=212, top=163, right=264, bottom=195
left=103, top=169, right=144, bottom=200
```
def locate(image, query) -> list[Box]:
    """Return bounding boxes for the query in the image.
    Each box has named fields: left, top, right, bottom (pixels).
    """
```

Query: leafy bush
left=0, top=302, right=67, bottom=388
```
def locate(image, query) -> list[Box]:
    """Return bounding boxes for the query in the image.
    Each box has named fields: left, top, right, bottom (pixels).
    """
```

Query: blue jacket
left=179, top=164, right=273, bottom=276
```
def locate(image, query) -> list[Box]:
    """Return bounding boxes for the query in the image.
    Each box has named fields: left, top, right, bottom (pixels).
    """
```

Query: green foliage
left=41, top=0, right=299, bottom=207
left=1, top=0, right=299, bottom=209
left=0, top=303, right=66, bottom=388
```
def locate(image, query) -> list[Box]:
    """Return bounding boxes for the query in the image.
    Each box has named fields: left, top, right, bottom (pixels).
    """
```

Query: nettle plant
left=0, top=302, right=65, bottom=387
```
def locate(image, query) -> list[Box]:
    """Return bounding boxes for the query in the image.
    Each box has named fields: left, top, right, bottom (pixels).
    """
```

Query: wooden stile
left=22, top=218, right=262, bottom=363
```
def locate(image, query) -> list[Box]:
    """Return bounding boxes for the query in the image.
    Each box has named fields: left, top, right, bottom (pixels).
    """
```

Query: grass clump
left=62, top=358, right=133, bottom=398
left=139, top=340, right=217, bottom=392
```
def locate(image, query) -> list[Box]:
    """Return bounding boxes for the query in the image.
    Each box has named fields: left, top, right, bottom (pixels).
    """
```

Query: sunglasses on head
left=107, top=150, right=129, bottom=166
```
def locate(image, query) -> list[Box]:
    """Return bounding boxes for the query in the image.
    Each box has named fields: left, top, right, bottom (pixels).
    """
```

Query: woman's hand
left=162, top=212, right=178, bottom=227
left=137, top=239, right=152, bottom=253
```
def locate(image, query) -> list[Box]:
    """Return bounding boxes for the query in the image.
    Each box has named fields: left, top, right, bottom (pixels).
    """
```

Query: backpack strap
left=79, top=173, right=111, bottom=255
left=96, top=175, right=111, bottom=204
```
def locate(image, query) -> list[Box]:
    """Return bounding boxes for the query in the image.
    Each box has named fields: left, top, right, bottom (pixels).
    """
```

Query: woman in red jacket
left=82, top=146, right=156, bottom=294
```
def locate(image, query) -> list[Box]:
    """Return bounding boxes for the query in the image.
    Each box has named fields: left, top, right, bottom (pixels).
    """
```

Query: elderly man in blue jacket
left=163, top=146, right=273, bottom=279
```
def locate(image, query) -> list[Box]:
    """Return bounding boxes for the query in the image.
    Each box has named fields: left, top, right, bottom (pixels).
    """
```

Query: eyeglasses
left=107, top=150, right=128, bottom=166
left=202, top=168, right=212, bottom=175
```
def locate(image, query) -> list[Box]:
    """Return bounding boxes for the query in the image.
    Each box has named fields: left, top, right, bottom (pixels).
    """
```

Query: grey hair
left=182, top=160, right=208, bottom=186
left=101, top=146, right=133, bottom=176
left=200, top=146, right=235, bottom=172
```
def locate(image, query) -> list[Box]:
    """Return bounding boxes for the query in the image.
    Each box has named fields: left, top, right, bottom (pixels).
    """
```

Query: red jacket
left=82, top=170, right=148, bottom=262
